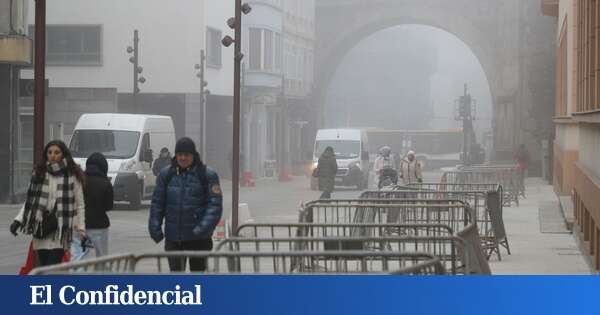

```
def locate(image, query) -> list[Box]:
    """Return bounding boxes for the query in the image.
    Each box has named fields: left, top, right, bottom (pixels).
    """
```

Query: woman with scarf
left=10, top=140, right=86, bottom=267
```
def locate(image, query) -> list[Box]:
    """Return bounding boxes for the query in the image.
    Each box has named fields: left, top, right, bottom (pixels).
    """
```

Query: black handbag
left=33, top=210, right=58, bottom=239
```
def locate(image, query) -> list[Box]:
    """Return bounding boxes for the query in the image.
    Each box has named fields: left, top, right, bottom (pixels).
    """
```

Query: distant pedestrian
left=71, top=152, right=113, bottom=261
left=153, top=147, right=172, bottom=176
left=10, top=140, right=86, bottom=267
left=514, top=144, right=530, bottom=197
left=316, top=146, right=337, bottom=199
left=399, top=150, right=423, bottom=185
left=149, top=137, right=223, bottom=272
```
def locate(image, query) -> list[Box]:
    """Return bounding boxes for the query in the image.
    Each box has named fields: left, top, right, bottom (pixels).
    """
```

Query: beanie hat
left=175, top=137, right=197, bottom=154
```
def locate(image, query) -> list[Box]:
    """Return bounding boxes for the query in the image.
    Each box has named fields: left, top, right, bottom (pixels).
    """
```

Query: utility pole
left=455, top=83, right=475, bottom=166
left=222, top=0, right=251, bottom=235
left=127, top=30, right=146, bottom=113
left=195, top=50, right=210, bottom=159
left=33, top=0, right=46, bottom=166
left=278, top=75, right=291, bottom=181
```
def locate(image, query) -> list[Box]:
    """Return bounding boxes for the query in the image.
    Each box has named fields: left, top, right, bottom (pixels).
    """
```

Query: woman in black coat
left=71, top=152, right=113, bottom=260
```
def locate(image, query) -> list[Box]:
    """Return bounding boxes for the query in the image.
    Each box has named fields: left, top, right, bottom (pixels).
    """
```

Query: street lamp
left=195, top=49, right=210, bottom=160
left=454, top=83, right=477, bottom=165
left=127, top=29, right=146, bottom=112
left=223, top=0, right=251, bottom=235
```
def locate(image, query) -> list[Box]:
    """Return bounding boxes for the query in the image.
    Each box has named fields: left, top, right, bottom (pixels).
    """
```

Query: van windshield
left=315, top=140, right=360, bottom=159
left=70, top=130, right=140, bottom=159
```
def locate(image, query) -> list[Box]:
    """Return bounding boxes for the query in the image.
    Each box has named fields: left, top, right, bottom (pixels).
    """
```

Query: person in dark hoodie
left=316, top=146, right=337, bottom=199
left=71, top=152, right=113, bottom=260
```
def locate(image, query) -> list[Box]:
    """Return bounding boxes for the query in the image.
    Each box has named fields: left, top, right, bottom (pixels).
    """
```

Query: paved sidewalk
left=488, top=178, right=591, bottom=274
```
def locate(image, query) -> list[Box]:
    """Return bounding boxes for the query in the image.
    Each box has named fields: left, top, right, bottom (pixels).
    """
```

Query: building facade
left=13, top=0, right=235, bottom=193
left=547, top=0, right=600, bottom=270
left=282, top=0, right=315, bottom=175
left=0, top=0, right=32, bottom=202
left=241, top=0, right=315, bottom=179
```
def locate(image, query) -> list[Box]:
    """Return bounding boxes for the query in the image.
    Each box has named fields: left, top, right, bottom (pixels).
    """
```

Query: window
left=30, top=25, right=102, bottom=66
left=557, top=19, right=568, bottom=117
left=264, top=29, right=273, bottom=70
left=576, top=0, right=600, bottom=112
left=249, top=28, right=262, bottom=70
left=275, top=33, right=282, bottom=70
left=206, top=27, right=222, bottom=67
left=69, top=130, right=140, bottom=159
left=248, top=28, right=281, bottom=72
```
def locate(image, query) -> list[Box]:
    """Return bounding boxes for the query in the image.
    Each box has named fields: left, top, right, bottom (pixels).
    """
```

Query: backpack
left=162, top=164, right=209, bottom=206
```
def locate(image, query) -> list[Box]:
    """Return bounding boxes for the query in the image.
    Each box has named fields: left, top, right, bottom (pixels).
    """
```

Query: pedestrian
left=374, top=146, right=396, bottom=188
left=514, top=144, right=530, bottom=197
left=153, top=147, right=172, bottom=176
left=399, top=150, right=423, bottom=185
left=9, top=140, right=86, bottom=267
left=148, top=137, right=223, bottom=272
left=71, top=152, right=113, bottom=261
left=315, top=146, right=337, bottom=199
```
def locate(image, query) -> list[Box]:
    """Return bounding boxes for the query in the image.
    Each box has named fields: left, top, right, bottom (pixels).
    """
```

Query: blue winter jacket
left=148, top=164, right=223, bottom=242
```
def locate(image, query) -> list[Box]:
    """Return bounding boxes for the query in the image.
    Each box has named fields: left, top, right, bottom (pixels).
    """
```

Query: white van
left=311, top=129, right=369, bottom=190
left=69, top=113, right=176, bottom=208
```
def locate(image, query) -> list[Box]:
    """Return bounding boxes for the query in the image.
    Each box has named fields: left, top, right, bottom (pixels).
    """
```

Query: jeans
left=70, top=228, right=109, bottom=261
left=164, top=239, right=213, bottom=272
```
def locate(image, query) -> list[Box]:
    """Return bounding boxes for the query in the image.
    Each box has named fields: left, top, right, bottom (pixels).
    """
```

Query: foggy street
left=1, top=0, right=598, bottom=278
left=0, top=170, right=591, bottom=275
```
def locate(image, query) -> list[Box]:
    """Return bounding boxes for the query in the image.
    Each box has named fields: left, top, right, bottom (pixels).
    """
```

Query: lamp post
left=222, top=0, right=251, bottom=235
left=195, top=50, right=210, bottom=159
left=455, top=83, right=476, bottom=165
left=127, top=30, right=146, bottom=113
left=33, top=0, right=46, bottom=166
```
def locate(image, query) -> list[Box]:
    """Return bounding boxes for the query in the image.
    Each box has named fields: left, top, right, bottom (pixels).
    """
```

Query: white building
left=282, top=0, right=315, bottom=173
left=240, top=0, right=283, bottom=179
left=17, top=0, right=235, bottom=183
left=241, top=0, right=315, bottom=179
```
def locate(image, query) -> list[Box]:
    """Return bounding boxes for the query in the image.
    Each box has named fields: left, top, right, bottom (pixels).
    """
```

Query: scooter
left=378, top=168, right=398, bottom=189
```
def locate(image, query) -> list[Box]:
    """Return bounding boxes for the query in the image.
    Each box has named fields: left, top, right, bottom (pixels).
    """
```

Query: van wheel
left=128, top=185, right=142, bottom=210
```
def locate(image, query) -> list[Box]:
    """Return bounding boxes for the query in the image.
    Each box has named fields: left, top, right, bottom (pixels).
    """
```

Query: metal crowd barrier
left=236, top=222, right=454, bottom=239
left=441, top=170, right=520, bottom=206
left=296, top=200, right=491, bottom=274
left=361, top=189, right=511, bottom=260
left=29, top=253, right=137, bottom=274
left=459, top=164, right=526, bottom=199
left=215, top=236, right=474, bottom=275
left=392, top=256, right=446, bottom=275
left=30, top=251, right=445, bottom=275
left=300, top=200, right=474, bottom=237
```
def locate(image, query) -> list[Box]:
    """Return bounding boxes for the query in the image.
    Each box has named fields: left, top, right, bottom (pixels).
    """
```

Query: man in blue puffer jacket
left=148, top=137, right=223, bottom=272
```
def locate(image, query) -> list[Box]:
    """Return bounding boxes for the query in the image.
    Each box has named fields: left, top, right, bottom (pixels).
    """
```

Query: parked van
left=69, top=113, right=176, bottom=208
left=311, top=129, right=369, bottom=190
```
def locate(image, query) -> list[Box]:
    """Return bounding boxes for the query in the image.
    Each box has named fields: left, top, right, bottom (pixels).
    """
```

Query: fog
left=325, top=24, right=492, bottom=142
left=3, top=0, right=557, bottom=220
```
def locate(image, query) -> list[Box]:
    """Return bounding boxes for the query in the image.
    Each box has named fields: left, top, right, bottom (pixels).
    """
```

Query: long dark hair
left=34, top=140, right=85, bottom=184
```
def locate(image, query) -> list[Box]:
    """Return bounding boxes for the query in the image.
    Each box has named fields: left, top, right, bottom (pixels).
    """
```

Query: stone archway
left=314, top=0, right=556, bottom=162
